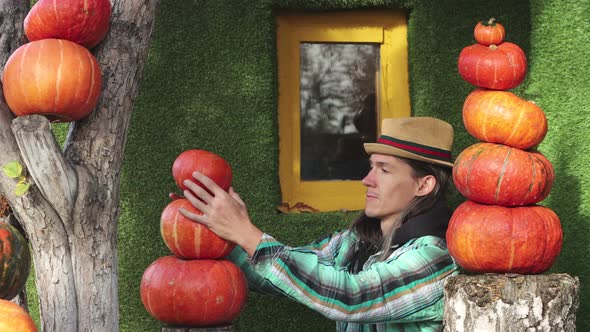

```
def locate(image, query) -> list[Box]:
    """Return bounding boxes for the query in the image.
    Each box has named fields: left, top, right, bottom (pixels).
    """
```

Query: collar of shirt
left=391, top=199, right=452, bottom=246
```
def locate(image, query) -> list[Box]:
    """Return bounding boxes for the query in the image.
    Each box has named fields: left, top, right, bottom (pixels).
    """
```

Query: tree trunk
left=0, top=0, right=159, bottom=331
left=443, top=273, right=580, bottom=332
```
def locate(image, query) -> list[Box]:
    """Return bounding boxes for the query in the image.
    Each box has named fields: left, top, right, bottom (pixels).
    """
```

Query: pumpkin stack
left=2, top=0, right=111, bottom=122
left=447, top=18, right=563, bottom=274
left=140, top=150, right=248, bottom=328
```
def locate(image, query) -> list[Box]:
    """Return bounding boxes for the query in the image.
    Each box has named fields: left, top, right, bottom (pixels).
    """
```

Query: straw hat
left=364, top=117, right=454, bottom=167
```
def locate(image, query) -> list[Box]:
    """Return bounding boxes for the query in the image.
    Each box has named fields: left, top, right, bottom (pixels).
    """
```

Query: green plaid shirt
left=229, top=230, right=458, bottom=332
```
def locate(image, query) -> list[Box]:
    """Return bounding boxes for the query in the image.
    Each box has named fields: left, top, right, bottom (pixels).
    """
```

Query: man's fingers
left=184, top=190, right=211, bottom=214
left=183, top=178, right=214, bottom=202
left=229, top=187, right=246, bottom=207
left=178, top=207, right=208, bottom=226
left=192, top=171, right=224, bottom=195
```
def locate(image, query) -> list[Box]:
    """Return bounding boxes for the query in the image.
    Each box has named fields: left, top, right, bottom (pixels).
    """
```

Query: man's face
left=361, top=153, right=419, bottom=221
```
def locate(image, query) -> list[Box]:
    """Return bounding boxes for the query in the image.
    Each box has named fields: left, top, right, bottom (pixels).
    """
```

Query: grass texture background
left=40, top=0, right=590, bottom=331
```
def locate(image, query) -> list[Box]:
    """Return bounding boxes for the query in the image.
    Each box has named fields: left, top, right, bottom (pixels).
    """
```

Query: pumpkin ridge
left=480, top=93, right=489, bottom=141
left=503, top=97, right=526, bottom=146
left=52, top=0, right=60, bottom=28
left=34, top=42, right=45, bottom=112
left=193, top=220, right=201, bottom=258
left=494, top=146, right=512, bottom=203
left=172, top=208, right=185, bottom=257
left=529, top=207, right=548, bottom=273
left=20, top=44, right=34, bottom=113
left=492, top=57, right=498, bottom=88
left=143, top=264, right=155, bottom=316
left=173, top=261, right=181, bottom=323
left=84, top=50, right=97, bottom=107
left=462, top=146, right=486, bottom=196
left=475, top=56, right=482, bottom=86
left=220, top=261, right=237, bottom=322
left=466, top=205, right=481, bottom=269
left=508, top=207, right=516, bottom=270
left=54, top=40, right=64, bottom=114
left=524, top=153, right=537, bottom=203
left=73, top=51, right=84, bottom=111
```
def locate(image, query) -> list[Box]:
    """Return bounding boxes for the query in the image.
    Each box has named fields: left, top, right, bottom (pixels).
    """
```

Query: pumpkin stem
left=487, top=18, right=496, bottom=25
left=489, top=44, right=498, bottom=50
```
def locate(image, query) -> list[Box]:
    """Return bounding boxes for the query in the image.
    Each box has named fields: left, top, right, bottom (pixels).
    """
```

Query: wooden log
left=443, top=273, right=579, bottom=332
left=162, top=325, right=234, bottom=332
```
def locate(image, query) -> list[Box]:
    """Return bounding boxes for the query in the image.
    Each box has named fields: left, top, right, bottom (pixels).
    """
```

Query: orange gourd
left=453, top=143, right=554, bottom=206
left=0, top=299, right=37, bottom=331
left=463, top=89, right=547, bottom=150
left=447, top=200, right=562, bottom=274
left=140, top=256, right=248, bottom=326
left=160, top=199, right=235, bottom=260
left=2, top=39, right=102, bottom=122
left=474, top=18, right=505, bottom=45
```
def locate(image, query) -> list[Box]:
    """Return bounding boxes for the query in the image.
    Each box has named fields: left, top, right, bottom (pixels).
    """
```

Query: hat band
left=377, top=135, right=452, bottom=162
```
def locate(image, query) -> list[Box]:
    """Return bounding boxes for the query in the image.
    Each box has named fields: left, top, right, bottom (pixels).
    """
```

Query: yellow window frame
left=277, top=10, right=411, bottom=212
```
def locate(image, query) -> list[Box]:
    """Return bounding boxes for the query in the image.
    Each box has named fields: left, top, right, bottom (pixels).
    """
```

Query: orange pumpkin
left=458, top=42, right=527, bottom=90
left=160, top=199, right=235, bottom=259
left=447, top=200, right=562, bottom=274
left=463, top=89, right=547, bottom=150
left=140, top=256, right=248, bottom=327
left=0, top=299, right=38, bottom=331
left=474, top=18, right=505, bottom=45
left=453, top=143, right=554, bottom=206
left=24, top=0, right=111, bottom=49
left=2, top=39, right=102, bottom=122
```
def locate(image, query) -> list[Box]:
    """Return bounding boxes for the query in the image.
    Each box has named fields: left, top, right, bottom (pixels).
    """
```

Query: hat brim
left=364, top=143, right=454, bottom=168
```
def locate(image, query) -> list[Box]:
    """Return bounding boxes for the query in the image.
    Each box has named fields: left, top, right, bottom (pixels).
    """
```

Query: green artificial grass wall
left=42, top=0, right=589, bottom=331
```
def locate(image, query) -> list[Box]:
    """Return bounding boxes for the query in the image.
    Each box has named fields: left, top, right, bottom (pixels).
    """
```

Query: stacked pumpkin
left=2, top=0, right=111, bottom=122
left=140, top=150, right=248, bottom=327
left=0, top=223, right=36, bottom=331
left=447, top=18, right=563, bottom=274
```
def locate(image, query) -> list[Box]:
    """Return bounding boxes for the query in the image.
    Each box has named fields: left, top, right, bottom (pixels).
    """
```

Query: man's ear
left=416, top=175, right=436, bottom=197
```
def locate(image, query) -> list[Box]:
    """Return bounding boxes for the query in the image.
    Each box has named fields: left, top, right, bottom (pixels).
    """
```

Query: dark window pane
left=300, top=43, right=379, bottom=181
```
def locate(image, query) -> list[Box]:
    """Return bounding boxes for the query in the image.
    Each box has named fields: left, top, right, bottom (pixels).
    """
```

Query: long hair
left=346, top=157, right=452, bottom=273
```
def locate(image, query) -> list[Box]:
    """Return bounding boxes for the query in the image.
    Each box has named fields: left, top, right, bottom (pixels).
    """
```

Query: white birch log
left=443, top=273, right=579, bottom=332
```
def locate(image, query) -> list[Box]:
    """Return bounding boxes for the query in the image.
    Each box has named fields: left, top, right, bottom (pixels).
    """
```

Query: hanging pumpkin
left=474, top=18, right=505, bottom=46
left=140, top=256, right=248, bottom=327
left=160, top=198, right=235, bottom=260
left=0, top=299, right=38, bottom=331
left=458, top=42, right=527, bottom=90
left=24, top=0, right=111, bottom=49
left=0, top=222, right=31, bottom=300
left=453, top=143, right=554, bottom=206
left=2, top=39, right=102, bottom=122
left=447, top=200, right=562, bottom=274
left=463, top=89, right=547, bottom=150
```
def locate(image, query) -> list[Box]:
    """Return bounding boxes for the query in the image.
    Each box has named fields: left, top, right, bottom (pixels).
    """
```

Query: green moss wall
left=115, top=0, right=590, bottom=330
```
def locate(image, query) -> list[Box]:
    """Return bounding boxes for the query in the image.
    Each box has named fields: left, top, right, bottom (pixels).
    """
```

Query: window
left=277, top=10, right=410, bottom=212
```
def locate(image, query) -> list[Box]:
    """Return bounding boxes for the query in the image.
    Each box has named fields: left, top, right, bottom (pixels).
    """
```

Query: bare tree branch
left=12, top=116, right=78, bottom=220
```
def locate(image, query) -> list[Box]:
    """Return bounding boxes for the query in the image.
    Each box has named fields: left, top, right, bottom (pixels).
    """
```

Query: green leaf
left=2, top=161, right=23, bottom=179
left=15, top=182, right=30, bottom=196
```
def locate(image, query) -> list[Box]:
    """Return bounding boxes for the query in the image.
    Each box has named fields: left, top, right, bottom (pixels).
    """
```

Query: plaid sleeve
left=226, top=246, right=284, bottom=296
left=250, top=234, right=457, bottom=323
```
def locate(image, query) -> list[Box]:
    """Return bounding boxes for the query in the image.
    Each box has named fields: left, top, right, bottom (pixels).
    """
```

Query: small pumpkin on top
left=473, top=17, right=505, bottom=45
left=458, top=18, right=527, bottom=90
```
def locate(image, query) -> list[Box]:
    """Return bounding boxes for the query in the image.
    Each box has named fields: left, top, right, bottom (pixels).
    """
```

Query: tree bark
left=443, top=274, right=580, bottom=332
left=0, top=0, right=160, bottom=331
